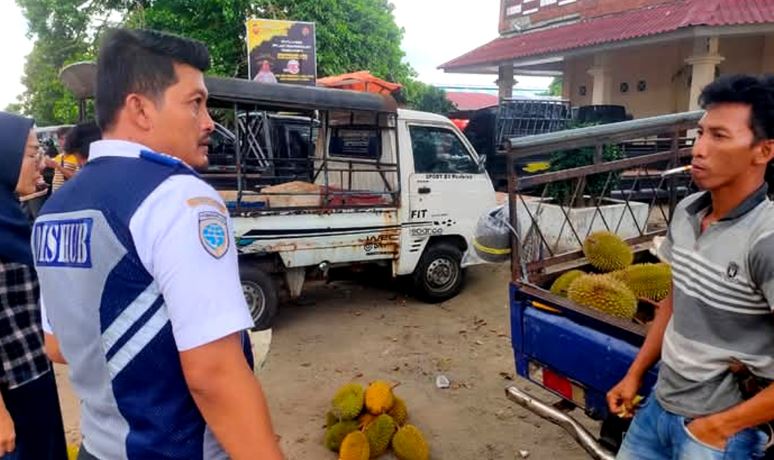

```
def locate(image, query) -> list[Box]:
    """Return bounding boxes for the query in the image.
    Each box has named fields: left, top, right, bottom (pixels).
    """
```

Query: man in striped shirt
left=609, top=74, right=774, bottom=459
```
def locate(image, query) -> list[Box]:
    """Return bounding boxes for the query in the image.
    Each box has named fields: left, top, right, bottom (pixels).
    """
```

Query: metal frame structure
left=503, top=110, right=704, bottom=284
left=204, top=77, right=402, bottom=215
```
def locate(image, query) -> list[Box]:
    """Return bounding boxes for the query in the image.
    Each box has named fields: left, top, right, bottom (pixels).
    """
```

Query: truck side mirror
left=477, top=154, right=487, bottom=173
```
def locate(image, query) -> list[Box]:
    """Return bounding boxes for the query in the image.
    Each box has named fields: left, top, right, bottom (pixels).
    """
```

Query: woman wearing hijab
left=0, top=112, right=67, bottom=459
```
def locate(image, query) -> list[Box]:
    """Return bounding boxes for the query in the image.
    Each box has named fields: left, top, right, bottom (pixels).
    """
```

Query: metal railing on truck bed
left=501, top=111, right=703, bottom=460
left=504, top=110, right=704, bottom=285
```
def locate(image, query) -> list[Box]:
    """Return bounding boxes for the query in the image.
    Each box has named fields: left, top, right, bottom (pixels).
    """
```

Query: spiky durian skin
left=332, top=383, right=365, bottom=420
left=364, top=380, right=394, bottom=415
left=392, top=424, right=430, bottom=460
left=583, top=231, right=634, bottom=272
left=550, top=270, right=586, bottom=297
left=339, top=431, right=370, bottom=460
left=363, top=414, right=397, bottom=457
left=325, top=421, right=360, bottom=452
left=612, top=263, right=671, bottom=301
left=567, top=274, right=637, bottom=319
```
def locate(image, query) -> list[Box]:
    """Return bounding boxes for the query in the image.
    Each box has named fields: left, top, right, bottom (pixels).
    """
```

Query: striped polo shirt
left=657, top=184, right=774, bottom=417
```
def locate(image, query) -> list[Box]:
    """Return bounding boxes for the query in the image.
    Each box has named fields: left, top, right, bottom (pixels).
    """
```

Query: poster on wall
left=246, top=18, right=317, bottom=86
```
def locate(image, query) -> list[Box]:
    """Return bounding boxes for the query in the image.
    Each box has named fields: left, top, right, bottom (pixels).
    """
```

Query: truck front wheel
left=413, top=243, right=464, bottom=303
left=240, top=266, right=279, bottom=331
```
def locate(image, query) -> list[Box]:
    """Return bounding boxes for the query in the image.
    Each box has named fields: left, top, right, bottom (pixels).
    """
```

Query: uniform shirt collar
left=88, top=140, right=149, bottom=162
left=685, top=183, right=769, bottom=221
left=88, top=140, right=197, bottom=172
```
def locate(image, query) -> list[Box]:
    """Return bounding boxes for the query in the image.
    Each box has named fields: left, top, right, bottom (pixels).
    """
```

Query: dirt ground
left=55, top=263, right=600, bottom=459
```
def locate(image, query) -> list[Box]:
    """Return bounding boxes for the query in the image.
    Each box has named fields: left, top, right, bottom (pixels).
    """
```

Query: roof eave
left=441, top=23, right=774, bottom=74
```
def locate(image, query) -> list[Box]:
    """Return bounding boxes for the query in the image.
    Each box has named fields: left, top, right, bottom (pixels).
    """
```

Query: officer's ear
left=124, top=93, right=156, bottom=132
left=755, top=139, right=774, bottom=166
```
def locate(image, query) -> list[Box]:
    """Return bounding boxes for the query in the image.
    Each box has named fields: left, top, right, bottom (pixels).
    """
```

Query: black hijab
left=0, top=112, right=35, bottom=266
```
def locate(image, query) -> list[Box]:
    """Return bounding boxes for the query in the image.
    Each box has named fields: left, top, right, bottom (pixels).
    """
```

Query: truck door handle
left=418, top=187, right=431, bottom=194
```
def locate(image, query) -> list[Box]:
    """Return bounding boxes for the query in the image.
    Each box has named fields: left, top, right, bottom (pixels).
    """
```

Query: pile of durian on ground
left=549, top=231, right=671, bottom=321
left=325, top=380, right=429, bottom=460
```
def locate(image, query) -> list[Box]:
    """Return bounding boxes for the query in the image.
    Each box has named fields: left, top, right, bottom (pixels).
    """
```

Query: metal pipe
left=505, top=386, right=615, bottom=460
left=504, top=110, right=703, bottom=159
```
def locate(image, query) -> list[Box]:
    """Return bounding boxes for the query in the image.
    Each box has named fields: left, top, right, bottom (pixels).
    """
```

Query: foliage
left=400, top=80, right=456, bottom=114
left=12, top=0, right=416, bottom=124
left=11, top=0, right=105, bottom=125
left=545, top=123, right=624, bottom=207
left=547, top=76, right=563, bottom=97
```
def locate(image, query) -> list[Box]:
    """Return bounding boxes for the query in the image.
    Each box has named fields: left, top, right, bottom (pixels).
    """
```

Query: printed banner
left=246, top=18, right=317, bottom=86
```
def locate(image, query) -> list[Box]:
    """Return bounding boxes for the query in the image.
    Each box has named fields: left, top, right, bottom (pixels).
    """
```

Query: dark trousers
left=2, top=370, right=67, bottom=460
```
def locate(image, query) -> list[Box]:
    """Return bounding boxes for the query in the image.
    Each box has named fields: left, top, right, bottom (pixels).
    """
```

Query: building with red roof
left=441, top=0, right=774, bottom=117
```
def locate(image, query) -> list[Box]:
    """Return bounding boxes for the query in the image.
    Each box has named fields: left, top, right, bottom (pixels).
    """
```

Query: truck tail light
left=528, top=361, right=586, bottom=408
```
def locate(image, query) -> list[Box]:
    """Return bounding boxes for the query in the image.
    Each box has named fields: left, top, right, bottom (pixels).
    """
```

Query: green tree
left=12, top=0, right=419, bottom=123
left=11, top=0, right=105, bottom=125
left=548, top=76, right=563, bottom=97
left=401, top=80, right=456, bottom=114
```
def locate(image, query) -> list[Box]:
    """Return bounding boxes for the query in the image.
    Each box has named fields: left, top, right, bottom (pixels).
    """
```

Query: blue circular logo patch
left=202, top=223, right=226, bottom=249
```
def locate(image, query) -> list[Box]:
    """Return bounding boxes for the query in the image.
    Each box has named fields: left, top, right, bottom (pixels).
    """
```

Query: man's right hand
left=607, top=373, right=642, bottom=418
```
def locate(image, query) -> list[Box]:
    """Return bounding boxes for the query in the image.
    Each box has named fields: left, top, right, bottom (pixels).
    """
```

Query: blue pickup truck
left=498, top=112, right=702, bottom=458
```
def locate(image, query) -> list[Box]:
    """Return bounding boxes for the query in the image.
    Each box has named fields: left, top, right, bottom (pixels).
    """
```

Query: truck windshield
left=409, top=126, right=479, bottom=174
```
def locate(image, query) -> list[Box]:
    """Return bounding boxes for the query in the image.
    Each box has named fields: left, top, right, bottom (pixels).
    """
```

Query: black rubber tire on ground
left=412, top=243, right=465, bottom=303
left=239, top=265, right=279, bottom=331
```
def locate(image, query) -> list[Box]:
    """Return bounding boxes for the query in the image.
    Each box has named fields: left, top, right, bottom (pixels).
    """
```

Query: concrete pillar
left=762, top=34, right=774, bottom=73
left=587, top=54, right=612, bottom=105
left=498, top=64, right=515, bottom=101
left=685, top=37, right=724, bottom=110
left=561, top=60, right=572, bottom=101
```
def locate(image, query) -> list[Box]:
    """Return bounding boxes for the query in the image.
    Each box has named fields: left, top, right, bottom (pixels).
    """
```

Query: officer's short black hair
left=95, top=28, right=210, bottom=131
left=699, top=74, right=774, bottom=143
left=64, top=121, right=102, bottom=159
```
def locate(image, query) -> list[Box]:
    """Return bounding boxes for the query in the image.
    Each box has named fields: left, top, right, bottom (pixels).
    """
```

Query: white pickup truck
left=204, top=77, right=497, bottom=329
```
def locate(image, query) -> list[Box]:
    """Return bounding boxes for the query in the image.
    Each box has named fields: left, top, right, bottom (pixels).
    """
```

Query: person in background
left=34, top=29, right=283, bottom=460
left=41, top=142, right=58, bottom=196
left=63, top=122, right=101, bottom=166
left=0, top=112, right=68, bottom=459
left=55, top=126, right=70, bottom=154
left=47, top=124, right=92, bottom=192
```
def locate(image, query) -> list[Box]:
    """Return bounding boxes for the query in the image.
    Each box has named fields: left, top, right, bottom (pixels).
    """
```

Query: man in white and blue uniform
left=32, top=29, right=283, bottom=459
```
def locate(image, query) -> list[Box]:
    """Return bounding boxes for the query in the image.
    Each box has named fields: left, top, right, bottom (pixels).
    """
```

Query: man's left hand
left=686, top=416, right=733, bottom=450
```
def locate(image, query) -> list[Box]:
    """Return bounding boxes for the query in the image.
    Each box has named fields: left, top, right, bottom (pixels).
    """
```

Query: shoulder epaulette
left=139, top=150, right=183, bottom=167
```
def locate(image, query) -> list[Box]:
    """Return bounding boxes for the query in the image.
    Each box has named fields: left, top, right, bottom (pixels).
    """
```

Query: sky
left=0, top=0, right=550, bottom=109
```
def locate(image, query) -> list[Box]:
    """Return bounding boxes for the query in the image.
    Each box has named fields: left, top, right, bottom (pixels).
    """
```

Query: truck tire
left=413, top=243, right=464, bottom=303
left=240, top=266, right=279, bottom=331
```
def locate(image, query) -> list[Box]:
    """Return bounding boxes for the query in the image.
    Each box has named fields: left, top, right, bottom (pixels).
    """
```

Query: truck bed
left=510, top=281, right=659, bottom=421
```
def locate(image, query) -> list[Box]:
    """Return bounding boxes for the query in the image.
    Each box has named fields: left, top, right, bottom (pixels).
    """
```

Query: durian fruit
left=387, top=396, right=408, bottom=426
left=326, top=411, right=340, bottom=429
left=363, top=414, right=397, bottom=457
left=612, top=263, right=672, bottom=302
left=339, top=431, right=370, bottom=460
left=332, top=383, right=365, bottom=420
left=549, top=270, right=585, bottom=297
left=392, top=424, right=430, bottom=460
left=358, top=412, right=378, bottom=430
left=567, top=274, right=637, bottom=320
left=324, top=420, right=360, bottom=452
left=583, top=231, right=634, bottom=272
left=364, top=380, right=395, bottom=415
